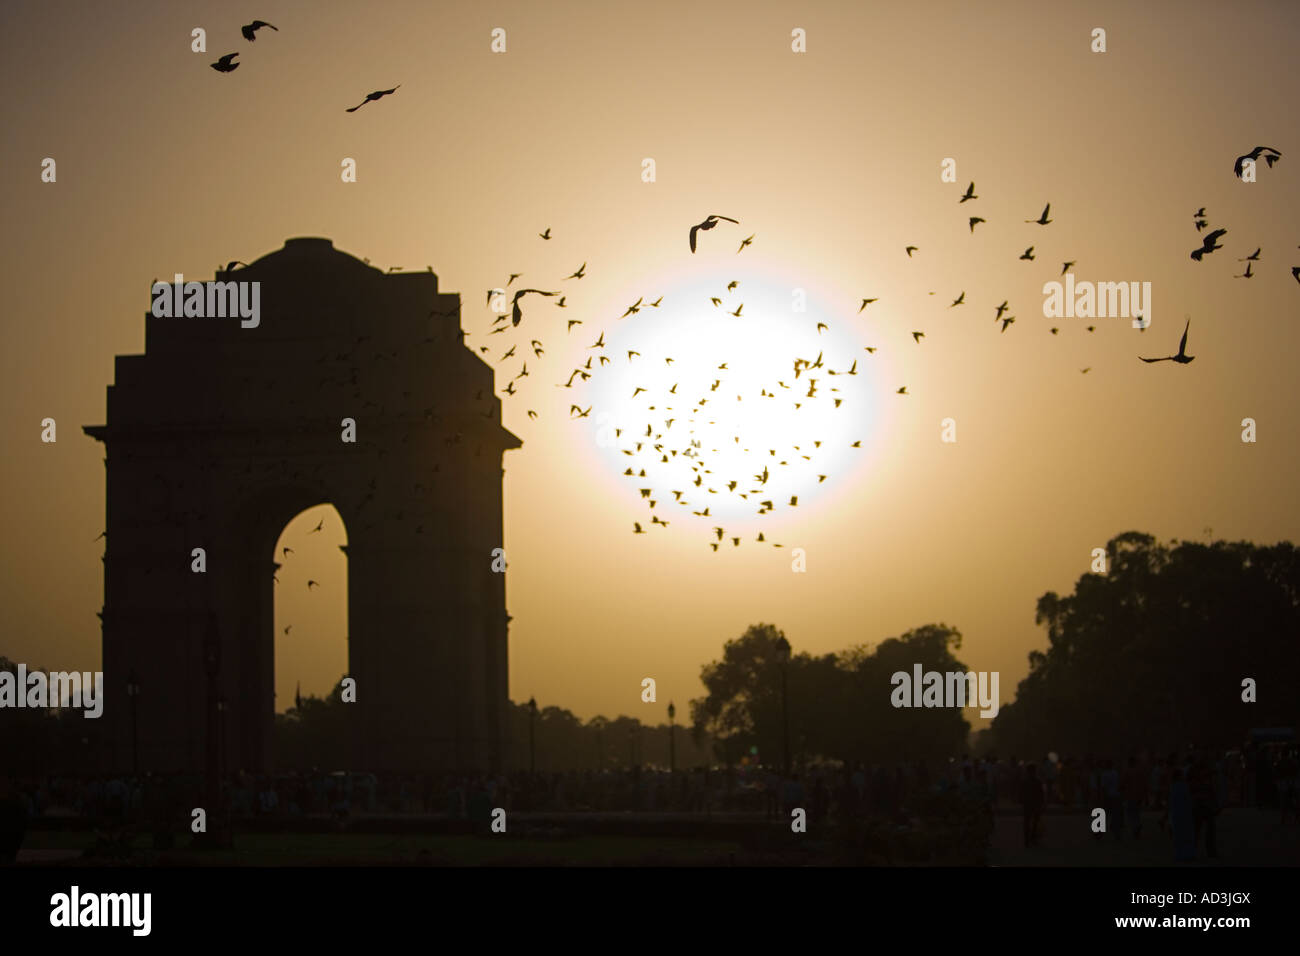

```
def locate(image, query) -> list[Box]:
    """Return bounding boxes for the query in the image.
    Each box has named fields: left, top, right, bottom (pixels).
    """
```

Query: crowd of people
left=2, top=741, right=1295, bottom=863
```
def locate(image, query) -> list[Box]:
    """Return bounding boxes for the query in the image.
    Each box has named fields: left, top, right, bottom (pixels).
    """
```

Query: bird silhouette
left=969, top=217, right=985, bottom=232
left=211, top=53, right=240, bottom=72
left=1234, top=261, right=1254, bottom=279
left=1140, top=319, right=1194, bottom=364
left=950, top=291, right=965, bottom=307
left=1233, top=146, right=1281, bottom=178
left=282, top=547, right=293, bottom=557
left=737, top=234, right=754, bottom=253
left=622, top=297, right=642, bottom=318
left=309, top=518, right=324, bottom=533
left=859, top=298, right=877, bottom=311
left=1191, top=229, right=1227, bottom=261
left=539, top=227, right=552, bottom=240
left=510, top=288, right=559, bottom=326
left=1238, top=248, right=1261, bottom=261
left=905, top=246, right=918, bottom=257
left=912, top=331, right=925, bottom=343
left=1061, top=261, right=1075, bottom=275
left=240, top=20, right=278, bottom=41
left=1000, top=316, right=1015, bottom=332
left=1019, top=247, right=1036, bottom=261
left=1026, top=203, right=1052, bottom=225
left=307, top=580, right=319, bottom=590
left=346, top=86, right=400, bottom=112
left=959, top=182, right=977, bottom=203
left=566, top=262, right=586, bottom=279
left=730, top=304, right=743, bottom=317
left=995, top=301, right=1009, bottom=320
left=688, top=215, right=739, bottom=253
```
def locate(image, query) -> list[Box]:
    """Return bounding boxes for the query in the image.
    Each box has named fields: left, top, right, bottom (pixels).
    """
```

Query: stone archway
left=85, top=237, right=519, bottom=775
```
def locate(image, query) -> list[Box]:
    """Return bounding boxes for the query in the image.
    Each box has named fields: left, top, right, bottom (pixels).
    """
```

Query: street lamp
left=527, top=696, right=538, bottom=774
left=126, top=671, right=140, bottom=776
left=774, top=635, right=791, bottom=775
left=668, top=701, right=676, bottom=774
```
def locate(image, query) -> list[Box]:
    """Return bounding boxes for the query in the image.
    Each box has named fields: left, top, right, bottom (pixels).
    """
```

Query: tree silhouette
left=690, top=622, right=971, bottom=769
left=990, top=531, right=1300, bottom=756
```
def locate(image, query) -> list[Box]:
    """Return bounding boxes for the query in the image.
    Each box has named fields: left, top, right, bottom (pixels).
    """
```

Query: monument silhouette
left=85, top=237, right=519, bottom=775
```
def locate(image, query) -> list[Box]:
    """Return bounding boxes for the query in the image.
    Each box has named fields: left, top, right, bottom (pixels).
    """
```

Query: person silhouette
left=1020, top=762, right=1044, bottom=847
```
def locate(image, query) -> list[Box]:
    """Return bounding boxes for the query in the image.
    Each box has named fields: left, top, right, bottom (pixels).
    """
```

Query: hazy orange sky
left=3, top=0, right=1297, bottom=729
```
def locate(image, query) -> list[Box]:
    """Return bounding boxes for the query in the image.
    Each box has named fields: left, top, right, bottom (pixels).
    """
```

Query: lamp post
left=774, top=635, right=791, bottom=775
left=125, top=670, right=140, bottom=776
left=668, top=701, right=676, bottom=774
left=527, top=696, right=538, bottom=774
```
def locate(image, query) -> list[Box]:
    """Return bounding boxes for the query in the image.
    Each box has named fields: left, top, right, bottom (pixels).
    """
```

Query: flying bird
left=622, top=297, right=643, bottom=317
left=566, top=262, right=586, bottom=279
left=309, top=518, right=324, bottom=534
left=240, top=20, right=278, bottom=41
left=912, top=331, right=925, bottom=343
left=1234, top=261, right=1254, bottom=279
left=510, top=288, right=559, bottom=326
left=346, top=86, right=400, bottom=112
left=1140, top=319, right=1194, bottom=364
left=1000, top=316, right=1015, bottom=332
left=688, top=215, right=739, bottom=253
left=737, top=234, right=754, bottom=253
left=969, top=217, right=985, bottom=233
left=1019, top=247, right=1036, bottom=261
left=1238, top=248, right=1261, bottom=261
left=905, top=246, right=918, bottom=257
left=950, top=291, right=965, bottom=307
left=1026, top=203, right=1052, bottom=225
left=539, top=227, right=552, bottom=240
left=1190, top=228, right=1227, bottom=261
left=306, top=580, right=319, bottom=590
left=959, top=182, right=977, bottom=203
left=859, top=298, right=877, bottom=311
left=1233, top=146, right=1281, bottom=178
left=1061, top=261, right=1075, bottom=275
left=995, top=301, right=1009, bottom=320
left=210, top=53, right=240, bottom=72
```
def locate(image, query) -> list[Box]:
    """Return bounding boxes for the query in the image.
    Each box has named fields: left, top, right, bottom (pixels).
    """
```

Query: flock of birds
left=202, top=41, right=1300, bottom=549
left=208, top=20, right=399, bottom=113
left=451, top=143, right=1293, bottom=549
left=463, top=191, right=1090, bottom=547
